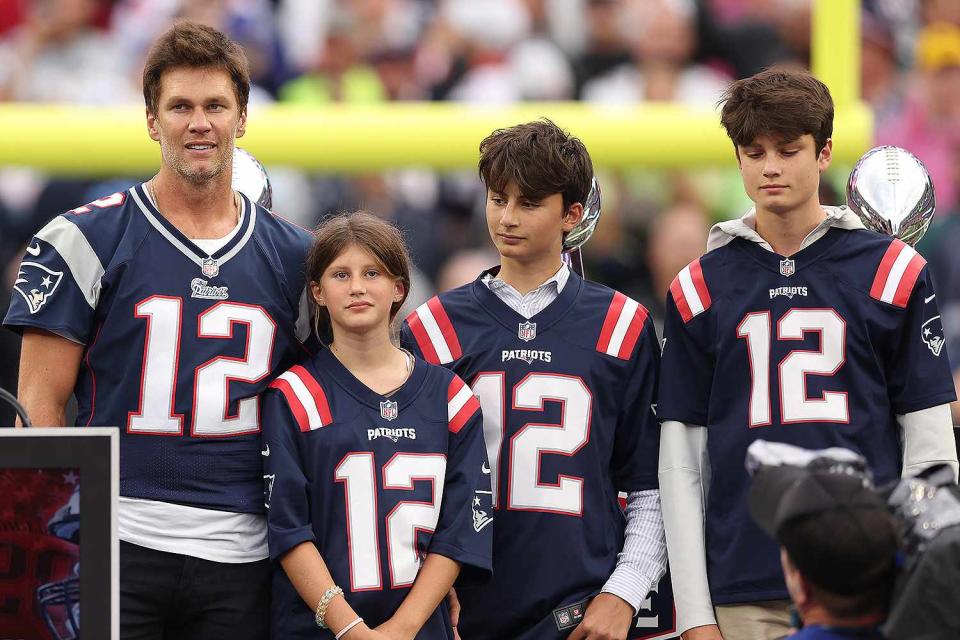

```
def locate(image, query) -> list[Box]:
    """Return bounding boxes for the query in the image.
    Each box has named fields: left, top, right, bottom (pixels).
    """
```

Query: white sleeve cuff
left=898, top=404, right=959, bottom=481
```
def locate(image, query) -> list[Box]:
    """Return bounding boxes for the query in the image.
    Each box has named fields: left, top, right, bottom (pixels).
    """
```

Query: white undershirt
left=143, top=187, right=245, bottom=256
left=119, top=497, right=267, bottom=563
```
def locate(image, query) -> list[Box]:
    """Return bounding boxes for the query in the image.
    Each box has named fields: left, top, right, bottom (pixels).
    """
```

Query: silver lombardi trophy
left=232, top=147, right=273, bottom=210
left=846, top=145, right=936, bottom=246
left=562, top=176, right=602, bottom=276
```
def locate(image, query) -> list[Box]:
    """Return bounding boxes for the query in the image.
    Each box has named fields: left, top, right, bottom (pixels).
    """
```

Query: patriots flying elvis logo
left=922, top=315, right=945, bottom=357
left=14, top=262, right=64, bottom=314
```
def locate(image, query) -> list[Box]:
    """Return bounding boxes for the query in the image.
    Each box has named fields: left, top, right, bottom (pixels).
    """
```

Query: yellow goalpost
left=0, top=0, right=868, bottom=175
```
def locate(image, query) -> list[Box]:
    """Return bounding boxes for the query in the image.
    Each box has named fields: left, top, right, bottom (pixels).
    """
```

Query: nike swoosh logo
left=261, top=445, right=270, bottom=456
left=926, top=294, right=936, bottom=304
left=481, top=462, right=491, bottom=474
left=25, top=243, right=40, bottom=256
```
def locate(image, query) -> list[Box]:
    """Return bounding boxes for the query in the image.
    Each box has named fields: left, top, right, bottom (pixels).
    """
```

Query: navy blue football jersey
left=262, top=348, right=493, bottom=639
left=3, top=184, right=313, bottom=513
left=401, top=270, right=671, bottom=640
left=659, top=227, right=956, bottom=605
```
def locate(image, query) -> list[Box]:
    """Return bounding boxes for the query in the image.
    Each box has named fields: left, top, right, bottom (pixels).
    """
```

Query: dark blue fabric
left=4, top=184, right=314, bottom=513
left=789, top=624, right=884, bottom=640
left=401, top=271, right=667, bottom=640
left=262, top=349, right=492, bottom=639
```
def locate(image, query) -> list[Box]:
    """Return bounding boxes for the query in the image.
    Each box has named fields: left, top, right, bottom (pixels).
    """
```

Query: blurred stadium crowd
left=1, top=0, right=960, bottom=426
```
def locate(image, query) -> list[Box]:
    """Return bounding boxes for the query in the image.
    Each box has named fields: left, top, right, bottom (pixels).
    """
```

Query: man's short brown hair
left=142, top=21, right=251, bottom=115
left=719, top=68, right=834, bottom=155
left=478, top=119, right=593, bottom=212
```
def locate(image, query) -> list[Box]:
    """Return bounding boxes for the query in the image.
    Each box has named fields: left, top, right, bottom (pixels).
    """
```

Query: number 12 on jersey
left=471, top=372, right=592, bottom=515
left=737, top=308, right=848, bottom=427
left=129, top=296, right=277, bottom=436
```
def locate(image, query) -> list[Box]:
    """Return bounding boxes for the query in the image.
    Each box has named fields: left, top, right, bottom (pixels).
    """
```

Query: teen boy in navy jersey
left=658, top=68, right=958, bottom=640
left=403, top=120, right=670, bottom=640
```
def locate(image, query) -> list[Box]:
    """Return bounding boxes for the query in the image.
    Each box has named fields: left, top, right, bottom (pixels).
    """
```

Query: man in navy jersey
left=658, top=68, right=959, bottom=640
left=4, top=23, right=313, bottom=639
left=402, top=120, right=669, bottom=640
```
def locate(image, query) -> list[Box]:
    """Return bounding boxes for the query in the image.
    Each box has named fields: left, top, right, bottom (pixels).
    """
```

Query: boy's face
left=736, top=133, right=832, bottom=215
left=485, top=181, right=582, bottom=265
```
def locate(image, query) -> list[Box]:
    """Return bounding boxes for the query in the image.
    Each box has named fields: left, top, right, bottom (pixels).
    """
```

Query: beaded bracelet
left=314, top=585, right=344, bottom=629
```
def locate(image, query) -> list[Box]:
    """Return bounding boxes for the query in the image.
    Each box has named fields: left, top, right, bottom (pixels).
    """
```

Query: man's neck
left=151, top=169, right=237, bottom=239
left=497, top=256, right=564, bottom=296
left=800, top=605, right=884, bottom=629
left=754, top=200, right=827, bottom=257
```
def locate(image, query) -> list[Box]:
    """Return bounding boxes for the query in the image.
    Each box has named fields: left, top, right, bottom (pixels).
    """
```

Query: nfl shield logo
left=380, top=400, right=398, bottom=421
left=518, top=321, right=537, bottom=342
left=779, top=258, right=795, bottom=277
left=201, top=257, right=220, bottom=278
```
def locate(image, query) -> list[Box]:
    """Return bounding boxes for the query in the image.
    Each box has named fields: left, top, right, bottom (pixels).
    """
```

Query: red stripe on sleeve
left=596, top=291, right=627, bottom=353
left=450, top=396, right=480, bottom=434
left=690, top=259, right=712, bottom=309
left=892, top=253, right=926, bottom=308
left=448, top=376, right=465, bottom=401
left=406, top=312, right=441, bottom=365
left=618, top=304, right=650, bottom=359
left=427, top=297, right=462, bottom=360
left=670, top=276, right=693, bottom=323
left=268, top=378, right=310, bottom=432
left=870, top=240, right=905, bottom=300
left=290, top=365, right=332, bottom=426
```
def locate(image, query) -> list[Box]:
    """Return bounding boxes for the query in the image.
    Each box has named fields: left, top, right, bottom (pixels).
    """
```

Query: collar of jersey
left=707, top=205, right=864, bottom=253
left=471, top=265, right=583, bottom=335
left=129, top=182, right=256, bottom=269
left=734, top=224, right=847, bottom=275
left=313, top=345, right=429, bottom=412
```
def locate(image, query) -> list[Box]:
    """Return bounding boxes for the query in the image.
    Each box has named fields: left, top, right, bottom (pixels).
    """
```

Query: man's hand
left=567, top=593, right=634, bottom=640
left=447, top=587, right=462, bottom=640
left=681, top=624, right=724, bottom=640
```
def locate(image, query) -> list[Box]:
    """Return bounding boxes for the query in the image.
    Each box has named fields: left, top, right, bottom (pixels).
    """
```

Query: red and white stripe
left=670, top=259, right=712, bottom=323
left=406, top=297, right=462, bottom=365
left=596, top=292, right=649, bottom=360
left=870, top=239, right=926, bottom=308
left=447, top=376, right=480, bottom=434
left=268, top=365, right=333, bottom=432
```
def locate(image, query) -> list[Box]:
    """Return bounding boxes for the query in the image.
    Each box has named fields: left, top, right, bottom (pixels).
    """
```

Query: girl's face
left=311, top=243, right=404, bottom=339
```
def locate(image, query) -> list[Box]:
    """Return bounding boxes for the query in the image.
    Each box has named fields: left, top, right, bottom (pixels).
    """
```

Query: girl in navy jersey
left=261, top=212, right=492, bottom=640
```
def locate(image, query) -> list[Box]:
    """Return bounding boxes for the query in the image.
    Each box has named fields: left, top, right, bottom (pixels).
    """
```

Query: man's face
left=147, top=66, right=246, bottom=186
left=485, top=181, right=581, bottom=265
left=736, top=133, right=831, bottom=215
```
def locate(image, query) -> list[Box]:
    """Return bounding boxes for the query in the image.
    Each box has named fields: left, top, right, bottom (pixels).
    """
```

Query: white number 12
left=737, top=308, right=848, bottom=427
left=128, top=297, right=277, bottom=436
